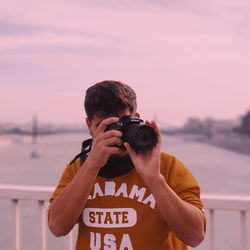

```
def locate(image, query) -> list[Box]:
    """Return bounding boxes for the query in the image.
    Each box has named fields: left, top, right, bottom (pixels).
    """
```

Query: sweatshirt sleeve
left=49, top=159, right=80, bottom=204
left=161, top=152, right=204, bottom=210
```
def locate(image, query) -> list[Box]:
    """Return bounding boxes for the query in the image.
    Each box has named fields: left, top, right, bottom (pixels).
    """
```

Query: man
left=48, top=80, right=205, bottom=249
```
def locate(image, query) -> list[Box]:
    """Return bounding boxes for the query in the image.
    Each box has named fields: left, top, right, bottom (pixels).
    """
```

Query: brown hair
left=84, top=80, right=137, bottom=120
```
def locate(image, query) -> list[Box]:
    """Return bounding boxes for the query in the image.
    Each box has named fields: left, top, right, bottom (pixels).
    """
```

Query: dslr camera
left=106, top=115, right=157, bottom=154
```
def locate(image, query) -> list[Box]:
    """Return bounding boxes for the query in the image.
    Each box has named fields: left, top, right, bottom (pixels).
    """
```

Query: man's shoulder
left=63, top=157, right=82, bottom=176
left=160, top=152, right=177, bottom=169
left=160, top=152, right=175, bottom=176
left=160, top=152, right=174, bottom=161
left=160, top=152, right=191, bottom=178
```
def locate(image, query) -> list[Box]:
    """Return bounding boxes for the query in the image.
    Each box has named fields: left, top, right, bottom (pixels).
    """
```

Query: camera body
left=106, top=115, right=157, bottom=154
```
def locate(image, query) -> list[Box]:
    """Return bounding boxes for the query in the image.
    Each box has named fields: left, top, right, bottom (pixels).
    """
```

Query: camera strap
left=70, top=138, right=135, bottom=178
left=69, top=138, right=92, bottom=166
left=98, top=154, right=134, bottom=178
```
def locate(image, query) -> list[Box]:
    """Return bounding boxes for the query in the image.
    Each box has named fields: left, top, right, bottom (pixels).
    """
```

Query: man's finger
left=124, top=142, right=136, bottom=159
left=103, top=129, right=123, bottom=139
left=97, top=117, right=119, bottom=132
left=151, top=120, right=161, bottom=144
left=105, top=137, right=123, bottom=147
left=151, top=121, right=160, bottom=135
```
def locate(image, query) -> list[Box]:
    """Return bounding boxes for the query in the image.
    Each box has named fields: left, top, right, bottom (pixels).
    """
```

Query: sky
left=1, top=0, right=250, bottom=127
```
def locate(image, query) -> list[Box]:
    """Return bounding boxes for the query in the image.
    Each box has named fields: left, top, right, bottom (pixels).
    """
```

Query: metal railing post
left=12, top=199, right=21, bottom=250
left=240, top=210, right=247, bottom=250
left=38, top=200, right=47, bottom=250
left=68, top=231, right=74, bottom=250
left=209, top=209, right=215, bottom=250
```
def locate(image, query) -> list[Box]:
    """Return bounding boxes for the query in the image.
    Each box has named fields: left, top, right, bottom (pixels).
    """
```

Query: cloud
left=0, top=20, right=44, bottom=36
left=0, top=17, right=123, bottom=61
left=0, top=30, right=121, bottom=52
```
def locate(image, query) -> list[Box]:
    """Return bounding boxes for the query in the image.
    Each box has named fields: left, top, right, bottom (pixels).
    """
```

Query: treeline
left=235, top=110, right=250, bottom=135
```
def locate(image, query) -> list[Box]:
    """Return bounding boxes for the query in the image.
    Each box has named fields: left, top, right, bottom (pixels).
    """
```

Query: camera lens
left=126, top=124, right=157, bottom=153
left=135, top=125, right=157, bottom=148
left=136, top=127, right=153, bottom=146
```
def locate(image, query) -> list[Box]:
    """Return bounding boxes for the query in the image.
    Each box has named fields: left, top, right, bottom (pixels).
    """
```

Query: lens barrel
left=125, top=124, right=157, bottom=153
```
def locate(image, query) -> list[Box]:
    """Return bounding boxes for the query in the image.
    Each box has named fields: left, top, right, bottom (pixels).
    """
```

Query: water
left=0, top=133, right=250, bottom=250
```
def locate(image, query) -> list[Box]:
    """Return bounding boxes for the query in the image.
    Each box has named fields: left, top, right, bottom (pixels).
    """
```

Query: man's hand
left=124, top=120, right=162, bottom=184
left=87, top=117, right=124, bottom=170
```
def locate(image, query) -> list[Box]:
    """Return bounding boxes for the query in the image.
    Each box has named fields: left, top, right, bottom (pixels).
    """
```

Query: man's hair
left=84, top=80, right=137, bottom=120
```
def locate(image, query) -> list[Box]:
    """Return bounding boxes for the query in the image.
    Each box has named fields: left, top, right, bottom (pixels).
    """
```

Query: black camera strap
left=70, top=138, right=135, bottom=178
left=98, top=154, right=134, bottom=178
left=70, top=138, right=92, bottom=166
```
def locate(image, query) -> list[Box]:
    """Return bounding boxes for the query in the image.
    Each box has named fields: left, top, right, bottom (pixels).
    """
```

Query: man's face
left=86, top=108, right=139, bottom=136
left=86, top=109, right=139, bottom=157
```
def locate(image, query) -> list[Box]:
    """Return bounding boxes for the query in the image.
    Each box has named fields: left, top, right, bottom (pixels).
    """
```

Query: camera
left=106, top=115, right=157, bottom=154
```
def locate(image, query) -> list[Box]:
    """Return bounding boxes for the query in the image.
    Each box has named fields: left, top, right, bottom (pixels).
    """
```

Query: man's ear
left=85, top=117, right=93, bottom=136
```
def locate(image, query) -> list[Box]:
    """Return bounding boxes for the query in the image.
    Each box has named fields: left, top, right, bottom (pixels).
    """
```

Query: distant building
left=0, top=118, right=85, bottom=135
left=0, top=122, right=16, bottom=133
left=234, top=110, right=250, bottom=135
left=182, top=117, right=239, bottom=136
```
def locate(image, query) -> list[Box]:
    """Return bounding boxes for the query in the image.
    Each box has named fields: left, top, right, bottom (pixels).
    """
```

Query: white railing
left=202, top=194, right=250, bottom=250
left=0, top=185, right=73, bottom=250
left=0, top=185, right=250, bottom=250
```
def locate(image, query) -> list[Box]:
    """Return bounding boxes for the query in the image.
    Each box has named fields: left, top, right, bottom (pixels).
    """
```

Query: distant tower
left=32, top=116, right=38, bottom=144
left=31, top=116, right=41, bottom=158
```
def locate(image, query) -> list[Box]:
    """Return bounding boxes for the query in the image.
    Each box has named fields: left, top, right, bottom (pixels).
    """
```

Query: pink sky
left=1, top=0, right=250, bottom=126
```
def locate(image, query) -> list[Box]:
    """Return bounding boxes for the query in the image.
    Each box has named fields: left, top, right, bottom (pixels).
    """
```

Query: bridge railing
left=202, top=193, right=250, bottom=250
left=0, top=185, right=249, bottom=250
